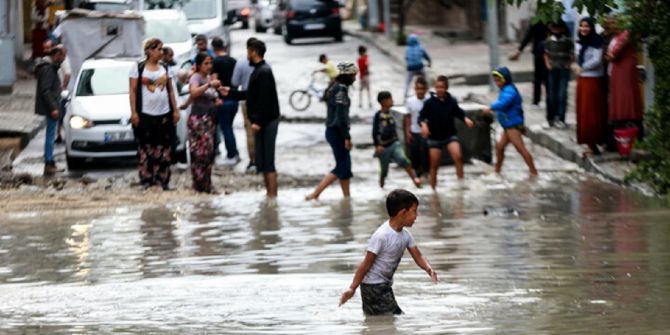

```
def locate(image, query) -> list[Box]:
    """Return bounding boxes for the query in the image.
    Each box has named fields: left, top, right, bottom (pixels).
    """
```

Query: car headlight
left=69, top=115, right=93, bottom=129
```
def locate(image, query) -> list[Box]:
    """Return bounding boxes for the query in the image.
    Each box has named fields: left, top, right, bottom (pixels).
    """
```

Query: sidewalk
left=342, top=20, right=535, bottom=85
left=0, top=76, right=44, bottom=170
left=344, top=20, right=655, bottom=195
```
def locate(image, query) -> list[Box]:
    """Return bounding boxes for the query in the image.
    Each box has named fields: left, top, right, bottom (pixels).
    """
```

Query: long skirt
left=133, top=113, right=175, bottom=188
left=188, top=113, right=217, bottom=193
left=576, top=76, right=606, bottom=146
left=31, top=28, right=48, bottom=59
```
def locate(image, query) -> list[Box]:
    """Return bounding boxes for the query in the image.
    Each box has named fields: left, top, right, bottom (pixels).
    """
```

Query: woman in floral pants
left=188, top=52, right=223, bottom=193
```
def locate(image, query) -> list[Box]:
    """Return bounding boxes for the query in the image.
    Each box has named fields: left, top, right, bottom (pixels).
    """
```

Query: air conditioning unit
left=0, top=34, right=16, bottom=93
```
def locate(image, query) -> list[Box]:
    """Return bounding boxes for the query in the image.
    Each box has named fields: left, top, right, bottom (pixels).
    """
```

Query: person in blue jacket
left=483, top=67, right=538, bottom=176
left=403, top=34, right=431, bottom=101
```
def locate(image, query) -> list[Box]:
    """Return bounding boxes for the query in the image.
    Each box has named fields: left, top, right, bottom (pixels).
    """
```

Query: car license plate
left=304, top=23, right=325, bottom=30
left=104, top=130, right=132, bottom=143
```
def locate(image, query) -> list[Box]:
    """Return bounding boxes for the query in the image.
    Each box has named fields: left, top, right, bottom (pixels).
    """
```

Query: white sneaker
left=221, top=155, right=241, bottom=166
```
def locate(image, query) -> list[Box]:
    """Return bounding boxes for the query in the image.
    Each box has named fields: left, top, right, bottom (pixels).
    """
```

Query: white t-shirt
left=362, top=221, right=416, bottom=285
left=406, top=95, right=429, bottom=134
left=58, top=57, right=71, bottom=87
left=128, top=64, right=172, bottom=116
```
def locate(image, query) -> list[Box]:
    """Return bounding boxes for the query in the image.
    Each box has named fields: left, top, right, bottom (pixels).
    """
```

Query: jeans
left=217, top=100, right=239, bottom=159
left=378, top=141, right=410, bottom=179
left=325, top=127, right=352, bottom=180
left=409, top=133, right=429, bottom=177
left=547, top=67, right=570, bottom=123
left=44, top=115, right=58, bottom=163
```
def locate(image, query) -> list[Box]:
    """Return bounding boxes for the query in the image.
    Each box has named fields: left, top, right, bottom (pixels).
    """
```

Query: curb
left=344, top=28, right=535, bottom=85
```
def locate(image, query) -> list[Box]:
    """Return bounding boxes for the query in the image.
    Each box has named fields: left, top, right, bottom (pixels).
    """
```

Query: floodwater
left=2, top=172, right=669, bottom=334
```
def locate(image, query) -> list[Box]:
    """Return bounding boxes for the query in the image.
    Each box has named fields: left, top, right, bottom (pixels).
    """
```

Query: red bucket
left=614, top=126, right=639, bottom=157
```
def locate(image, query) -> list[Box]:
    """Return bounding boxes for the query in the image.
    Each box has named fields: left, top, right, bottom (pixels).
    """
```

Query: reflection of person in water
left=248, top=200, right=281, bottom=274
left=140, top=206, right=179, bottom=277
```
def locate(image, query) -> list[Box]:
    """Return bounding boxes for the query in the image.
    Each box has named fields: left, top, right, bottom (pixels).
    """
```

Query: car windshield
left=145, top=17, right=191, bottom=43
left=182, top=0, right=217, bottom=20
left=291, top=0, right=334, bottom=10
left=76, top=66, right=129, bottom=96
left=80, top=2, right=132, bottom=11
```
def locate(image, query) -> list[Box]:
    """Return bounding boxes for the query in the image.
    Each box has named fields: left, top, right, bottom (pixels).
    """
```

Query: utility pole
left=487, top=0, right=499, bottom=91
left=383, top=0, right=392, bottom=40
left=368, top=0, right=379, bottom=30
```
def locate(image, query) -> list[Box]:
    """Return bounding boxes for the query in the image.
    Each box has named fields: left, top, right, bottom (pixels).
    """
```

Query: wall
left=504, top=0, right=534, bottom=42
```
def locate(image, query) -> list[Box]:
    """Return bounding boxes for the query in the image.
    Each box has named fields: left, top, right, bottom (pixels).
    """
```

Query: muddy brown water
left=1, top=174, right=669, bottom=334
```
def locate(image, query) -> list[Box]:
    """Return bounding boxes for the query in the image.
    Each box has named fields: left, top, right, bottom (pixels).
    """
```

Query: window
left=182, top=0, right=218, bottom=20
left=76, top=66, right=129, bottom=96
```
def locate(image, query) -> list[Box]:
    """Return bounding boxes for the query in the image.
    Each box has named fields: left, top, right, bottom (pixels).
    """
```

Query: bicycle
left=289, top=73, right=329, bottom=111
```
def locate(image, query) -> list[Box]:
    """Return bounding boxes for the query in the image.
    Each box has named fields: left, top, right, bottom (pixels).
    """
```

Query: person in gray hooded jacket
left=34, top=45, right=67, bottom=175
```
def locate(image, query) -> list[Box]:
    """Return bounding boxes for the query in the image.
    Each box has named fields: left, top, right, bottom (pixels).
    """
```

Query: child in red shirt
left=357, top=45, right=372, bottom=109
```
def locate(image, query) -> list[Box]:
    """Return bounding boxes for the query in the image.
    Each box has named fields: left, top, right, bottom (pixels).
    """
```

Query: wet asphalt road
left=3, top=26, right=670, bottom=334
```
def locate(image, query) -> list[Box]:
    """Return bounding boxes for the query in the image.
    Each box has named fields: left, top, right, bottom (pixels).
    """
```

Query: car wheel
left=66, top=154, right=86, bottom=170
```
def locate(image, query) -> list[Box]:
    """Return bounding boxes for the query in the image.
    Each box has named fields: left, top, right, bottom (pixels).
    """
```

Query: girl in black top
left=419, top=75, right=474, bottom=189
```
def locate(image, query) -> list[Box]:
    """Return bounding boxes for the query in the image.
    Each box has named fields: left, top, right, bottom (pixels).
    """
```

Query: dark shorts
left=504, top=124, right=527, bottom=134
left=427, top=136, right=460, bottom=149
left=360, top=283, right=403, bottom=316
left=254, top=118, right=279, bottom=173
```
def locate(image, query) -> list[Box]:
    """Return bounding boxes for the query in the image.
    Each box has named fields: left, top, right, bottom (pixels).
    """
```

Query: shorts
left=504, top=124, right=527, bottom=135
left=427, top=136, right=460, bottom=149
left=360, top=283, right=403, bottom=316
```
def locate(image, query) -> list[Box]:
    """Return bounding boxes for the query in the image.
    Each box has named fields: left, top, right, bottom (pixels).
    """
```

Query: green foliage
left=504, top=0, right=617, bottom=23
left=624, top=0, right=670, bottom=196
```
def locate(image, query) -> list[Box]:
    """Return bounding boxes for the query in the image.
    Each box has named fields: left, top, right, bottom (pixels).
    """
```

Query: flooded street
left=2, top=28, right=670, bottom=334
left=2, top=174, right=670, bottom=334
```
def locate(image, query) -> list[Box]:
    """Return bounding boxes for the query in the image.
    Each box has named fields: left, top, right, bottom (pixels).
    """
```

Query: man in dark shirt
left=211, top=37, right=240, bottom=165
left=510, top=19, right=548, bottom=107
left=419, top=76, right=474, bottom=189
left=223, top=39, right=280, bottom=197
left=35, top=46, right=67, bottom=176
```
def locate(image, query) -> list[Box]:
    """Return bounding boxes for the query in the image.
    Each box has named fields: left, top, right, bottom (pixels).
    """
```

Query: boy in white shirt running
left=339, top=189, right=438, bottom=315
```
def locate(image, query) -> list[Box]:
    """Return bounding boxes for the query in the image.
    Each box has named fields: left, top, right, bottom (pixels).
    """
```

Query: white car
left=181, top=0, right=231, bottom=47
left=64, top=58, right=189, bottom=169
left=143, top=9, right=193, bottom=69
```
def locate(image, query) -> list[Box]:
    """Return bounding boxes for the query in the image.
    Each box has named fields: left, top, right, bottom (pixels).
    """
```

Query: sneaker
left=221, top=155, right=241, bottom=166
left=554, top=121, right=568, bottom=130
left=246, top=162, right=257, bottom=173
left=55, top=136, right=64, bottom=144
left=43, top=161, right=61, bottom=176
left=530, top=103, right=541, bottom=110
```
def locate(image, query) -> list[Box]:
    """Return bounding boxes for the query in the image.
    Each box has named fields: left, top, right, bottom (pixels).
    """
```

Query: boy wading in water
left=419, top=75, right=474, bottom=189
left=339, top=189, right=438, bottom=315
left=373, top=91, right=422, bottom=189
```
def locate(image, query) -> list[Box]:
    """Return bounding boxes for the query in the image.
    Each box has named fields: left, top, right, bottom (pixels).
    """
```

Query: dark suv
left=273, top=0, right=342, bottom=44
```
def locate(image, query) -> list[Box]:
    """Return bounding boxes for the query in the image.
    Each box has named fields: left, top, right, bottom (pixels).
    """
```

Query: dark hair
left=414, top=76, right=428, bottom=87
left=49, top=46, right=65, bottom=57
left=246, top=37, right=258, bottom=47
left=194, top=52, right=212, bottom=72
left=358, top=45, right=366, bottom=55
left=162, top=46, right=173, bottom=55
left=335, top=73, right=355, bottom=86
left=377, top=91, right=392, bottom=104
left=211, top=37, right=225, bottom=50
left=195, top=34, right=207, bottom=43
left=386, top=189, right=419, bottom=217
left=436, top=75, right=449, bottom=86
left=319, top=54, right=327, bottom=62
left=248, top=39, right=266, bottom=57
